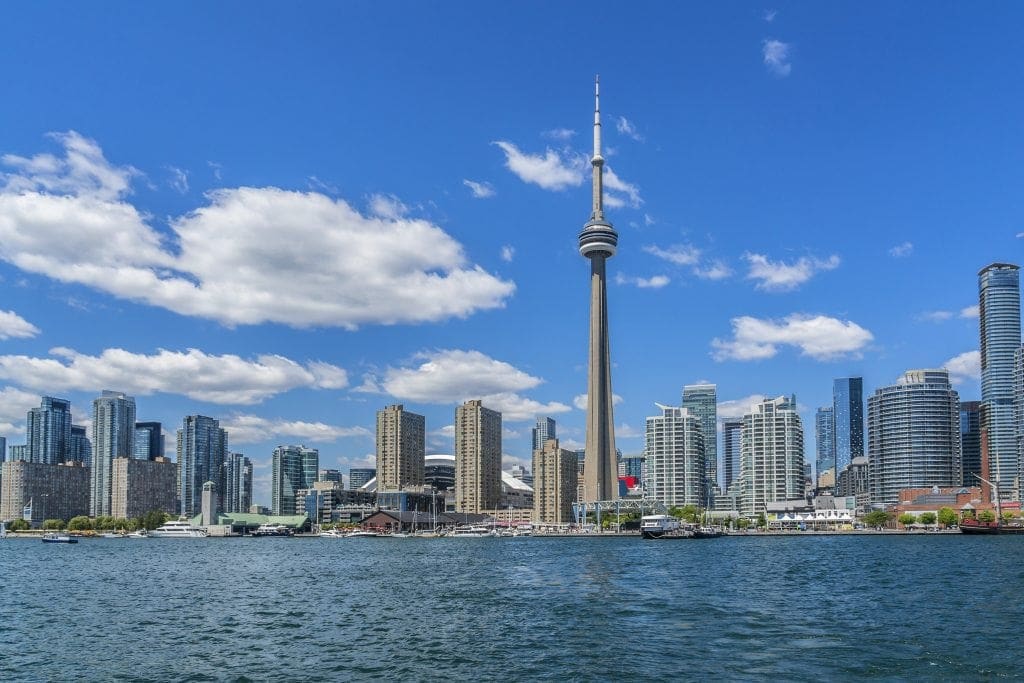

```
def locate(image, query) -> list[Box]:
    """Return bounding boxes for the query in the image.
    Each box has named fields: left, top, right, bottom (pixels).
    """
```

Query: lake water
left=2, top=534, right=1023, bottom=681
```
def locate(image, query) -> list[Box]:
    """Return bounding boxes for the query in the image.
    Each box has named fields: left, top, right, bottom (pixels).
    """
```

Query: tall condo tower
left=91, top=391, right=136, bottom=517
left=375, top=404, right=425, bottom=491
left=455, top=400, right=502, bottom=514
left=682, top=384, right=718, bottom=497
left=579, top=77, right=619, bottom=503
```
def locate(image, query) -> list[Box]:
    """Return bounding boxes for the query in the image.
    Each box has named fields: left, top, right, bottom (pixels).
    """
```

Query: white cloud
left=542, top=129, right=576, bottom=141
left=220, top=414, right=371, bottom=444
left=603, top=166, right=642, bottom=208
left=207, top=161, right=223, bottom=181
left=493, top=141, right=585, bottom=191
left=643, top=244, right=701, bottom=266
left=573, top=393, right=624, bottom=410
left=167, top=166, right=189, bottom=194
left=0, top=347, right=347, bottom=405
left=357, top=349, right=570, bottom=422
left=500, top=245, right=515, bottom=262
left=744, top=253, right=840, bottom=291
left=1017, top=231, right=1024, bottom=238
left=615, top=273, right=670, bottom=289
left=717, top=394, right=767, bottom=420
left=616, top=117, right=643, bottom=142
left=431, top=424, right=456, bottom=439
left=944, top=350, right=980, bottom=386
left=0, top=132, right=515, bottom=329
left=763, top=9, right=777, bottom=22
left=616, top=423, right=642, bottom=438
left=0, top=310, right=40, bottom=339
left=918, top=310, right=954, bottom=322
left=463, top=179, right=495, bottom=199
left=693, top=260, right=733, bottom=280
left=0, top=385, right=40, bottom=433
left=889, top=241, right=914, bottom=258
left=960, top=305, right=979, bottom=319
left=712, top=314, right=874, bottom=361
left=762, top=39, right=792, bottom=77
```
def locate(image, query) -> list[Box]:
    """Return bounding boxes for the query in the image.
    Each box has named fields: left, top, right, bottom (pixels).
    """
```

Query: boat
left=958, top=519, right=1024, bottom=535
left=127, top=529, right=148, bottom=538
left=692, top=526, right=725, bottom=539
left=251, top=523, right=293, bottom=537
left=319, top=528, right=346, bottom=538
left=41, top=532, right=78, bottom=544
left=149, top=518, right=208, bottom=538
left=345, top=530, right=380, bottom=538
left=102, top=531, right=127, bottom=538
left=640, top=515, right=686, bottom=539
left=450, top=525, right=497, bottom=537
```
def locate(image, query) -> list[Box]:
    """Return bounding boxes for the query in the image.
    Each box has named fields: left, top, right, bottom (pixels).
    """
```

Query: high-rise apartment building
left=815, top=406, right=835, bottom=487
left=455, top=400, right=502, bottom=514
left=9, top=444, right=27, bottom=461
left=833, top=378, right=864, bottom=476
left=867, top=370, right=961, bottom=508
left=0, top=436, right=6, bottom=463
left=682, top=384, right=717, bottom=496
left=740, top=396, right=804, bottom=518
left=90, top=391, right=136, bottom=517
left=532, top=438, right=578, bottom=524
left=959, top=401, right=982, bottom=486
left=531, top=417, right=557, bottom=455
left=111, top=457, right=177, bottom=519
left=70, top=425, right=91, bottom=466
left=375, top=404, right=424, bottom=491
left=1, top=461, right=90, bottom=526
left=176, top=415, right=227, bottom=517
left=318, top=469, right=342, bottom=484
left=1016, top=346, right=1024, bottom=480
left=721, top=418, right=743, bottom=492
left=348, top=467, right=376, bottom=490
left=134, top=422, right=163, bottom=460
left=222, top=452, right=253, bottom=514
left=27, top=396, right=72, bottom=465
left=978, top=263, right=1021, bottom=498
left=271, top=445, right=318, bottom=515
left=644, top=404, right=705, bottom=508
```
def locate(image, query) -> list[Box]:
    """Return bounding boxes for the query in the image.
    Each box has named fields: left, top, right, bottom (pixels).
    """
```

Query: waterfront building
left=644, top=404, right=706, bottom=508
left=91, top=391, right=136, bottom=518
left=300, top=481, right=376, bottom=524
left=9, top=444, right=27, bottom=461
left=27, top=396, right=72, bottom=465
left=110, top=456, right=177, bottom=519
left=70, top=425, right=90, bottom=466
left=835, top=456, right=870, bottom=514
left=455, top=399, right=502, bottom=514
left=532, top=438, right=578, bottom=525
left=619, top=454, right=644, bottom=483
left=424, top=454, right=455, bottom=491
left=177, top=415, right=227, bottom=517
left=271, top=445, right=319, bottom=515
left=500, top=470, right=534, bottom=510
left=349, top=467, right=376, bottom=490
left=318, top=469, right=342, bottom=484
left=0, top=460, right=90, bottom=526
left=867, top=370, right=961, bottom=509
left=721, top=418, right=743, bottom=492
left=815, top=406, right=835, bottom=489
left=740, top=396, right=804, bottom=518
left=833, top=378, right=864, bottom=475
left=510, top=463, right=534, bottom=487
left=959, top=401, right=982, bottom=487
left=682, top=384, right=718, bottom=498
left=579, top=78, right=619, bottom=504
left=222, top=452, right=252, bottom=514
left=1015, top=345, right=1024, bottom=488
left=531, top=417, right=556, bottom=455
left=978, top=263, right=1021, bottom=498
left=133, top=422, right=163, bottom=460
left=375, top=404, right=425, bottom=491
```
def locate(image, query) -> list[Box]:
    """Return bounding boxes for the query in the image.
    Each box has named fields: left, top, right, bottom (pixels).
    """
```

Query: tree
left=736, top=518, right=751, bottom=530
left=898, top=513, right=917, bottom=527
left=862, top=510, right=891, bottom=529
left=756, top=513, right=767, bottom=529
left=8, top=518, right=30, bottom=531
left=140, top=510, right=170, bottom=530
left=937, top=507, right=958, bottom=528
left=41, top=519, right=65, bottom=530
left=67, top=515, right=92, bottom=531
left=919, top=512, right=937, bottom=526
left=1001, top=510, right=1016, bottom=523
left=978, top=509, right=997, bottom=523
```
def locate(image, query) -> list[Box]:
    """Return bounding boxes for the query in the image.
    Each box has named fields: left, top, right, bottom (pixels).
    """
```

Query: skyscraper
left=134, top=421, right=163, bottom=460
left=832, top=378, right=864, bottom=476
left=176, top=415, right=227, bottom=517
left=721, top=418, right=743, bottom=492
left=740, top=396, right=804, bottom=518
left=978, top=263, right=1021, bottom=498
left=815, top=406, right=835, bottom=487
left=0, top=436, right=6, bottom=463
left=455, top=399, right=502, bottom=514
left=90, top=391, right=136, bottom=517
left=579, top=77, right=619, bottom=504
left=70, top=425, right=91, bottom=466
left=531, top=417, right=556, bottom=455
left=271, top=445, right=318, bottom=515
left=1016, top=346, right=1024, bottom=480
left=532, top=438, right=578, bottom=524
left=959, top=400, right=983, bottom=486
left=644, top=404, right=705, bottom=508
left=348, top=467, right=376, bottom=490
left=27, top=396, right=72, bottom=465
left=375, top=404, right=425, bottom=491
left=867, top=370, right=961, bottom=508
left=682, top=384, right=718, bottom=496
left=222, top=452, right=253, bottom=514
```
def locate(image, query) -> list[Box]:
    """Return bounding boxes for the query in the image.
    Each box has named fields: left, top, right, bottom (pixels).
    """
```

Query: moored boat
left=149, top=518, right=207, bottom=538
left=640, top=515, right=684, bottom=539
left=958, top=519, right=1024, bottom=535
left=252, top=523, right=293, bottom=537
left=41, top=532, right=78, bottom=544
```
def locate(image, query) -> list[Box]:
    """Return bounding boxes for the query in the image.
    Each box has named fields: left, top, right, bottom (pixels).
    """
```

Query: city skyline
left=1, top=4, right=1021, bottom=506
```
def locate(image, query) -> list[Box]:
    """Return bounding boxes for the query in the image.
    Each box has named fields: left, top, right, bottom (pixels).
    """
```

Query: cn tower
left=579, top=77, right=618, bottom=503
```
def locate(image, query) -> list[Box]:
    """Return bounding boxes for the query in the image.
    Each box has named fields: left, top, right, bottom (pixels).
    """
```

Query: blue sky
left=0, top=3, right=1020, bottom=504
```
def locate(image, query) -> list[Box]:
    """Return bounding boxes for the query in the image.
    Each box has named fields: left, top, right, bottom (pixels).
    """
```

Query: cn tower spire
left=591, top=75, right=604, bottom=222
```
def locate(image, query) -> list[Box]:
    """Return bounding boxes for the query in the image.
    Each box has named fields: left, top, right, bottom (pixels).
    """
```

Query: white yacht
left=149, top=518, right=208, bottom=538
left=450, top=525, right=497, bottom=538
left=640, top=515, right=683, bottom=539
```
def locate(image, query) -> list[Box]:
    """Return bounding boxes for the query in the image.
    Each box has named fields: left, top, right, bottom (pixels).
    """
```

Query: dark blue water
left=2, top=535, right=1023, bottom=681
